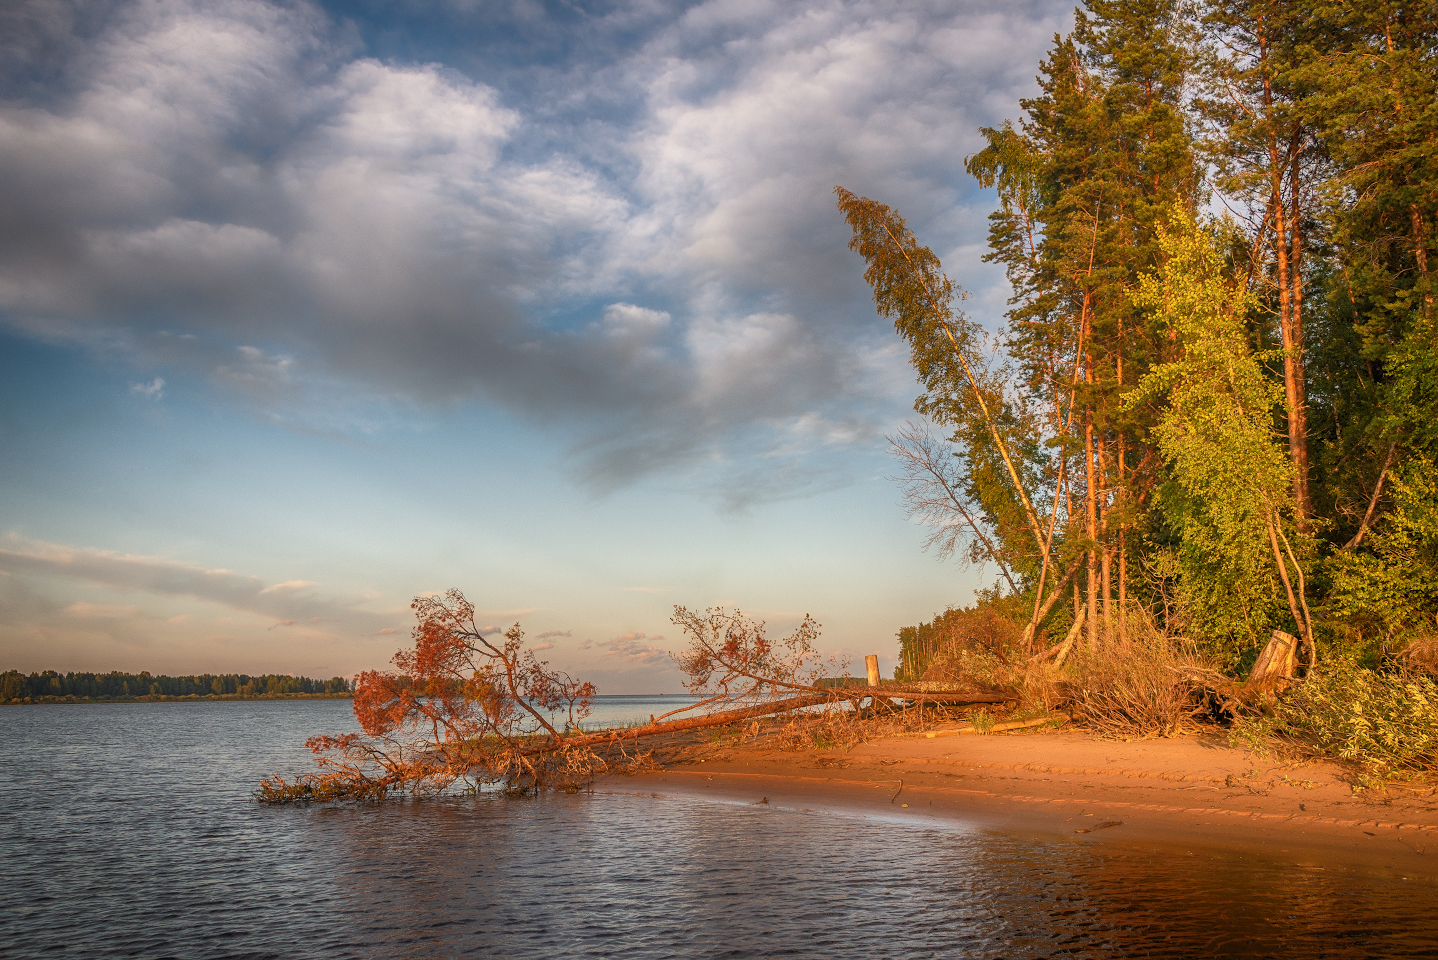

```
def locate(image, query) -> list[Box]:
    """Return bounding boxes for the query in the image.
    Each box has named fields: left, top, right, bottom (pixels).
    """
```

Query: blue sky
left=0, top=0, right=1071, bottom=692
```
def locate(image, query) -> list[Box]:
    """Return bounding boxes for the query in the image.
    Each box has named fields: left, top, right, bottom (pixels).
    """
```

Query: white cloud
left=130, top=376, right=164, bottom=399
left=601, top=632, right=671, bottom=665
left=259, top=579, right=316, bottom=595
left=321, top=59, right=518, bottom=166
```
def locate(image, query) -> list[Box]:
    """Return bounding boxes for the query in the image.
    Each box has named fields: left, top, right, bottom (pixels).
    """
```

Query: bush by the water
left=1232, top=665, right=1438, bottom=784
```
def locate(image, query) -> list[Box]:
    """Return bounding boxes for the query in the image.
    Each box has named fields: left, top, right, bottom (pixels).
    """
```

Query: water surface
left=2, top=699, right=1433, bottom=958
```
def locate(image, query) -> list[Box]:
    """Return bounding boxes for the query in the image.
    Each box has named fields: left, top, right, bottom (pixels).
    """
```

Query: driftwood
left=1168, top=628, right=1306, bottom=717
left=914, top=715, right=1068, bottom=739
left=277, top=684, right=1024, bottom=803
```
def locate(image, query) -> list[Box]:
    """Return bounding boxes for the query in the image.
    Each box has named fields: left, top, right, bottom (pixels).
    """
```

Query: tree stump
left=1243, top=629, right=1300, bottom=699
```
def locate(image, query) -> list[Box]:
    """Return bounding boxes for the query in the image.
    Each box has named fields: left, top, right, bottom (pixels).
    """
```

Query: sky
left=0, top=0, right=1073, bottom=693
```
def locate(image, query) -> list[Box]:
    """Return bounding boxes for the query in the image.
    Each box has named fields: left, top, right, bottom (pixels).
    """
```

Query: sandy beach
left=607, top=723, right=1438, bottom=877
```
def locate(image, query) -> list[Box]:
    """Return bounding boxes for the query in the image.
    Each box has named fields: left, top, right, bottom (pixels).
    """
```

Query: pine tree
left=966, top=0, right=1199, bottom=643
left=1199, top=0, right=1323, bottom=522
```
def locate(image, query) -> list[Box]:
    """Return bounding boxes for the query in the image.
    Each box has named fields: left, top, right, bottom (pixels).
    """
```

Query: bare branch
left=889, top=422, right=1021, bottom=593
left=1343, top=440, right=1398, bottom=550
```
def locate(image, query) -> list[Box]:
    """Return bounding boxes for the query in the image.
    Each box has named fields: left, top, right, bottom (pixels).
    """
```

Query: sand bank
left=605, top=725, right=1438, bottom=876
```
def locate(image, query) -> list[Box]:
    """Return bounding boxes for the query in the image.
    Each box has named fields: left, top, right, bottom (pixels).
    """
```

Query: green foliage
left=1384, top=312, right=1438, bottom=456
left=860, top=0, right=1438, bottom=781
left=1298, top=3, right=1438, bottom=546
left=1296, top=0, right=1438, bottom=352
left=969, top=707, right=996, bottom=734
left=1128, top=211, right=1303, bottom=662
left=1330, top=457, right=1438, bottom=641
left=1234, top=664, right=1438, bottom=784
left=894, top=597, right=1029, bottom=682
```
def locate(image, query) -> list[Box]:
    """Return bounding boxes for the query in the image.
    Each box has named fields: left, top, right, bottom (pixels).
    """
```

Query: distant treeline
left=1, top=670, right=352, bottom=703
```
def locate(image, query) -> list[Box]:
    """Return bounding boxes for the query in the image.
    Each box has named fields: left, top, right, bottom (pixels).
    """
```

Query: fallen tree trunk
left=538, top=691, right=841, bottom=752
left=865, top=681, right=1016, bottom=703
left=530, top=685, right=1016, bottom=755
left=874, top=681, right=1006, bottom=695
left=913, top=715, right=1069, bottom=738
left=878, top=692, right=1014, bottom=704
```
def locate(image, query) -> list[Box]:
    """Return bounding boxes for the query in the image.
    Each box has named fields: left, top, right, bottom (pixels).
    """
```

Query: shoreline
left=604, top=724, right=1438, bottom=877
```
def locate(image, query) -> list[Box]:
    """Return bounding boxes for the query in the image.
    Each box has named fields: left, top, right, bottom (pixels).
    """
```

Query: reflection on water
left=2, top=700, right=1433, bottom=958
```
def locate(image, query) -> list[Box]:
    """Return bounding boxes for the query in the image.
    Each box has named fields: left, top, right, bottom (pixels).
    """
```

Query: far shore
left=602, top=723, right=1438, bottom=876
left=2, top=692, right=354, bottom=705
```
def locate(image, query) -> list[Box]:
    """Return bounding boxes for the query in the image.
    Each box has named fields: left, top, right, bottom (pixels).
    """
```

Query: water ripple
left=1, top=701, right=1433, bottom=958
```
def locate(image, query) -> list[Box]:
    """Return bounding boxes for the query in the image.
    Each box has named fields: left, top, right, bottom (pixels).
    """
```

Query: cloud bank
left=0, top=535, right=395, bottom=632
left=0, top=0, right=1068, bottom=498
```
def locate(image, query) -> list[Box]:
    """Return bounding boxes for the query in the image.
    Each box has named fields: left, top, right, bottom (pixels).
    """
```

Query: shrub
left=1404, top=635, right=1438, bottom=679
left=1066, top=627, right=1211, bottom=738
left=921, top=644, right=1013, bottom=687
left=1329, top=458, right=1438, bottom=647
left=1235, top=665, right=1438, bottom=784
left=897, top=597, right=1028, bottom=682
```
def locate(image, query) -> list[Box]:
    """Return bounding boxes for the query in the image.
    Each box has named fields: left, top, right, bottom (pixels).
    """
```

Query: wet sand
left=606, top=724, right=1438, bottom=877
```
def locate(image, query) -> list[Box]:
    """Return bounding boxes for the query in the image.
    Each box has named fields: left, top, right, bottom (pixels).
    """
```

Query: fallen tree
left=257, top=589, right=604, bottom=802
left=257, top=593, right=1016, bottom=803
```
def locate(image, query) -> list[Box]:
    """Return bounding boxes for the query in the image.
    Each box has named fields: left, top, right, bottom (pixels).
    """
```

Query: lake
left=2, top=698, right=1434, bottom=958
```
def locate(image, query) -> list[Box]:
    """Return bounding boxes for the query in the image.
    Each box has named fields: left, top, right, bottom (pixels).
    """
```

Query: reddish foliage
left=671, top=606, right=843, bottom=705
left=258, top=589, right=598, bottom=803
left=257, top=596, right=860, bottom=805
